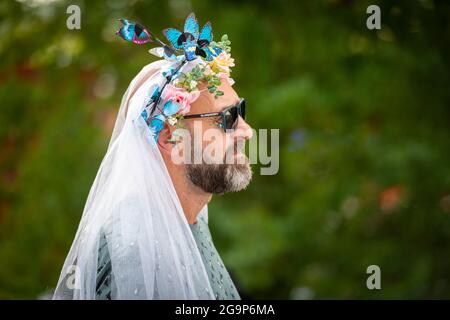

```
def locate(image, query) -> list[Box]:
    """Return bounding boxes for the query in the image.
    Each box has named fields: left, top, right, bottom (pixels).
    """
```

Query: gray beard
left=186, top=146, right=253, bottom=194
left=186, top=162, right=252, bottom=194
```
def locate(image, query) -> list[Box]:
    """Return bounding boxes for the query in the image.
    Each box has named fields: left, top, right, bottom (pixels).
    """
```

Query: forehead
left=189, top=80, right=240, bottom=114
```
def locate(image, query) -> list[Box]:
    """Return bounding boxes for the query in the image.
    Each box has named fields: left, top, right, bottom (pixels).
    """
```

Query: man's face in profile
left=176, top=80, right=254, bottom=194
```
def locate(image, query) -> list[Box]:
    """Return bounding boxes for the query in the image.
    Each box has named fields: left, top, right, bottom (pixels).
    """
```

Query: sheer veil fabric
left=53, top=59, right=215, bottom=299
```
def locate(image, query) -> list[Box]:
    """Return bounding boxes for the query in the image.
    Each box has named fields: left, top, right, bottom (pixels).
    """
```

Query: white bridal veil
left=52, top=59, right=215, bottom=299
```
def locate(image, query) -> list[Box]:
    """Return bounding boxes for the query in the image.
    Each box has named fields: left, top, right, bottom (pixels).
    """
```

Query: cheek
left=199, top=127, right=227, bottom=157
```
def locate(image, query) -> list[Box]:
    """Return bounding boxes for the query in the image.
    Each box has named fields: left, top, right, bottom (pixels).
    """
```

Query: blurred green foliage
left=0, top=0, right=450, bottom=299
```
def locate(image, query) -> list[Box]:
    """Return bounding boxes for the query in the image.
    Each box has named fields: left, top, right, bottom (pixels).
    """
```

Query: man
left=53, top=13, right=254, bottom=300
left=94, top=76, right=253, bottom=300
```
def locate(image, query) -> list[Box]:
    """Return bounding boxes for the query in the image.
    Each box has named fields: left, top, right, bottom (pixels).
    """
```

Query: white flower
left=167, top=116, right=178, bottom=126
left=189, top=80, right=198, bottom=90
left=172, top=78, right=181, bottom=86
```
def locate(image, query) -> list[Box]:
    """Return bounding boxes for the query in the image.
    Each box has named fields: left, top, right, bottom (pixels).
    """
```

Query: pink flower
left=217, top=72, right=235, bottom=86
left=161, top=84, right=200, bottom=115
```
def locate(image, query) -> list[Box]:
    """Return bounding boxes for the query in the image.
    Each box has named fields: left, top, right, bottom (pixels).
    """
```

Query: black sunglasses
left=183, top=98, right=246, bottom=131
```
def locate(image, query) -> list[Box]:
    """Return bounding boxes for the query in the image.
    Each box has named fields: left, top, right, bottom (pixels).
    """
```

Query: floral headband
left=116, top=13, right=235, bottom=142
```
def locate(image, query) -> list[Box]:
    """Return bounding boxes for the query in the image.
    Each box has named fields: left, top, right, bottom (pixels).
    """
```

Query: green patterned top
left=95, top=213, right=240, bottom=300
left=188, top=213, right=241, bottom=300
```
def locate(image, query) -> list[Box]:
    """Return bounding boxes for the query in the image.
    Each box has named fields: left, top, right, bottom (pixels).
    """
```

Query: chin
left=223, top=162, right=253, bottom=193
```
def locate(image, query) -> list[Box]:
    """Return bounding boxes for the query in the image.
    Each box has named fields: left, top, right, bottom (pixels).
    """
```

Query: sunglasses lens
left=239, top=99, right=245, bottom=120
left=222, top=100, right=245, bottom=131
left=224, top=108, right=237, bottom=130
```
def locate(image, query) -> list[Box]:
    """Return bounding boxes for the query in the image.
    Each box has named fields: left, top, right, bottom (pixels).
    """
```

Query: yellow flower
left=209, top=51, right=235, bottom=75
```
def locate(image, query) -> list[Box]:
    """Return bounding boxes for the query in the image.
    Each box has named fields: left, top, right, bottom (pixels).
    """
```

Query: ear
left=157, top=123, right=175, bottom=155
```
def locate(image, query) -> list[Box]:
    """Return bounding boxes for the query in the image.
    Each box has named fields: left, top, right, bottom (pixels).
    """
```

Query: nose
left=233, top=116, right=253, bottom=141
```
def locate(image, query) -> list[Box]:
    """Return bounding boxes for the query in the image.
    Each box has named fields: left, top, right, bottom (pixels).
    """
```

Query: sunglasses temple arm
left=183, top=112, right=222, bottom=119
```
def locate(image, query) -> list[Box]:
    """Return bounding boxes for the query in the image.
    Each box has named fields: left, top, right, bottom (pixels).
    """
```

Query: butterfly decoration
left=163, top=13, right=222, bottom=61
left=140, top=83, right=187, bottom=141
left=116, top=13, right=223, bottom=62
left=116, top=19, right=178, bottom=60
left=146, top=99, right=183, bottom=141
left=117, top=13, right=232, bottom=142
left=116, top=19, right=155, bottom=44
left=141, top=85, right=161, bottom=121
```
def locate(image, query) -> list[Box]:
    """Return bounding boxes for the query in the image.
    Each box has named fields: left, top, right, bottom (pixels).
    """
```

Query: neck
left=175, top=179, right=212, bottom=224
left=161, top=152, right=212, bottom=225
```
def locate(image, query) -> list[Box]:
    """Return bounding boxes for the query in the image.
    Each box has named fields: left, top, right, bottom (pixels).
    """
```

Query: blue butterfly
left=117, top=19, right=178, bottom=60
left=141, top=85, right=161, bottom=122
left=146, top=99, right=182, bottom=141
left=116, top=19, right=155, bottom=44
left=163, top=13, right=222, bottom=61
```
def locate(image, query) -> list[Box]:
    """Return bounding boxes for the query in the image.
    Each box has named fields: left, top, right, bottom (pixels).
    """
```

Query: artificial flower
left=209, top=51, right=235, bottom=75
left=161, top=84, right=200, bottom=115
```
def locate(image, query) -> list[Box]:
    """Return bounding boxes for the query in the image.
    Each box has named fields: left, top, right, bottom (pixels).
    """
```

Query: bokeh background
left=1, top=0, right=450, bottom=299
